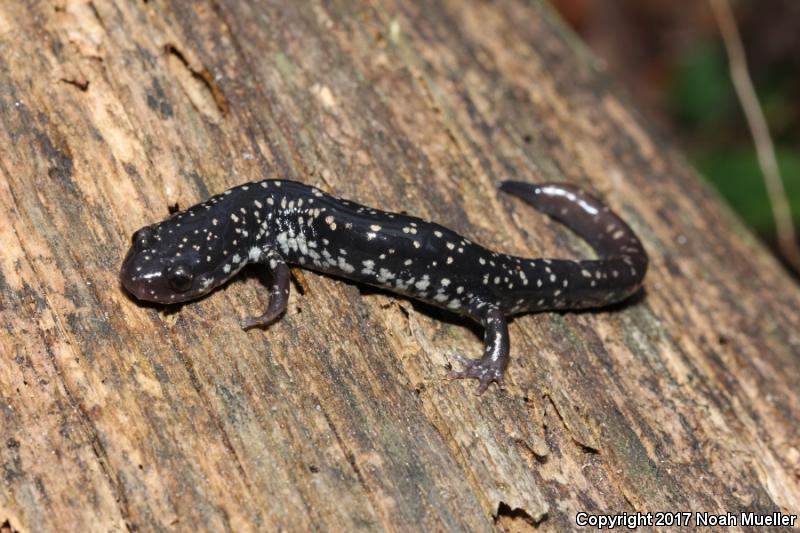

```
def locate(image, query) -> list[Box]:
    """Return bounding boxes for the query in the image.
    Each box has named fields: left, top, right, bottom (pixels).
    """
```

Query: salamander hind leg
left=241, top=251, right=291, bottom=330
left=447, top=306, right=510, bottom=395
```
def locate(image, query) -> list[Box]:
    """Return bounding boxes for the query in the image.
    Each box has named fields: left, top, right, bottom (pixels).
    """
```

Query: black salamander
left=120, top=180, right=647, bottom=394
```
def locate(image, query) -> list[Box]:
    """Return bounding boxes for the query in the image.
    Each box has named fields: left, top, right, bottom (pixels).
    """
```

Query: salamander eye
left=132, top=227, right=153, bottom=250
left=166, top=265, right=194, bottom=292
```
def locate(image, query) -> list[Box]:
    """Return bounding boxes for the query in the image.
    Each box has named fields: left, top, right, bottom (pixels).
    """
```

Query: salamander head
left=120, top=202, right=255, bottom=304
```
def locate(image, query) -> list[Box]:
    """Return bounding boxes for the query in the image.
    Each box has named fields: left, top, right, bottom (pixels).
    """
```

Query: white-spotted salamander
left=120, top=180, right=647, bottom=394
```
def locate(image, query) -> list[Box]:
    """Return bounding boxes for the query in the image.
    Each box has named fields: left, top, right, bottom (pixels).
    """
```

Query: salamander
left=120, top=180, right=648, bottom=394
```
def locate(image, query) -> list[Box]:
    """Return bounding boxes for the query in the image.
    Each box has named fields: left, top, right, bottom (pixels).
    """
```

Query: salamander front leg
left=240, top=255, right=291, bottom=330
left=447, top=306, right=510, bottom=395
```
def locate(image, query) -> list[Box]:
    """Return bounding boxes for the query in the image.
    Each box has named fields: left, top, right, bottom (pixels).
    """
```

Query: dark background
left=552, top=0, right=800, bottom=276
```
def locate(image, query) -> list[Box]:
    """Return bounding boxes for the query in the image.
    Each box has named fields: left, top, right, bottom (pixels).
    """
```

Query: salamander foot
left=447, top=354, right=505, bottom=395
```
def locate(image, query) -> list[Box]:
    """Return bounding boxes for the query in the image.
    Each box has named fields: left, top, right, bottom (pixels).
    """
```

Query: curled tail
left=498, top=181, right=648, bottom=309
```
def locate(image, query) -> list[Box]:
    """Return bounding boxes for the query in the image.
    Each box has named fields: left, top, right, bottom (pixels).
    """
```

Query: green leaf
left=671, top=41, right=733, bottom=128
left=698, top=147, right=800, bottom=237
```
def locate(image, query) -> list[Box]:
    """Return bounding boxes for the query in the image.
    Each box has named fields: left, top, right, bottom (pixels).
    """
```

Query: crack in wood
left=494, top=500, right=548, bottom=528
left=544, top=393, right=600, bottom=454
left=164, top=44, right=229, bottom=117
left=0, top=517, right=22, bottom=533
left=58, top=77, right=89, bottom=92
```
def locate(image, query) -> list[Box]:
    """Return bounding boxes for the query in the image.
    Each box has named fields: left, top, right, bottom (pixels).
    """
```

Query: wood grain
left=1, top=1, right=798, bottom=531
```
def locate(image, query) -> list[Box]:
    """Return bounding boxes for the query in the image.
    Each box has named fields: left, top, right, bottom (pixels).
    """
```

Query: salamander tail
left=498, top=181, right=648, bottom=304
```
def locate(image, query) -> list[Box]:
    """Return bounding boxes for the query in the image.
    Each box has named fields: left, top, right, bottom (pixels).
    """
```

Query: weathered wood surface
left=1, top=1, right=799, bottom=531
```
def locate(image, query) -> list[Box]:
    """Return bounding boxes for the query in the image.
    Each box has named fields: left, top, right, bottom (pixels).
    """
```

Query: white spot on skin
left=277, top=232, right=289, bottom=253
left=413, top=241, right=421, bottom=248
left=370, top=225, right=381, bottom=232
left=446, top=257, right=453, bottom=264
left=338, top=257, right=355, bottom=273
left=212, top=218, right=218, bottom=226
left=232, top=254, right=242, bottom=263
left=434, top=230, right=443, bottom=238
left=415, top=276, right=430, bottom=291
left=377, top=268, right=395, bottom=282
left=230, top=213, right=239, bottom=223
left=404, top=259, right=413, bottom=266
left=441, top=278, right=451, bottom=286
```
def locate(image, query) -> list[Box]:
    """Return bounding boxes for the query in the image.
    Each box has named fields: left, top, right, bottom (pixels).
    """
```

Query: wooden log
left=1, top=1, right=798, bottom=531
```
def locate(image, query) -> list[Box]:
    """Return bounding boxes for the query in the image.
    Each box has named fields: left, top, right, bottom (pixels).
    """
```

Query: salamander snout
left=120, top=226, right=201, bottom=304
